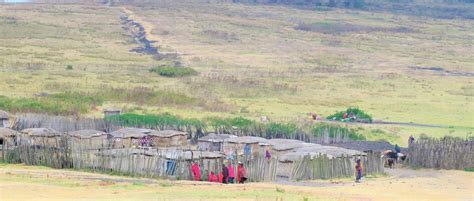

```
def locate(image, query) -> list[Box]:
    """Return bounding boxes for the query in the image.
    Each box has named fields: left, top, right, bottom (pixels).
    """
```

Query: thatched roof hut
left=109, top=128, right=151, bottom=148
left=19, top=128, right=61, bottom=147
left=223, top=136, right=271, bottom=157
left=279, top=145, right=365, bottom=162
left=148, top=130, right=187, bottom=147
left=21, top=128, right=61, bottom=137
left=329, top=141, right=401, bottom=153
left=225, top=136, right=269, bottom=145
left=0, top=128, right=18, bottom=148
left=198, top=133, right=237, bottom=151
left=68, top=130, right=109, bottom=150
left=110, top=128, right=150, bottom=139
left=0, top=110, right=11, bottom=128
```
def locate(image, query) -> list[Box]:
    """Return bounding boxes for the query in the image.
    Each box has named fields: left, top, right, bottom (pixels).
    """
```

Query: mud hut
left=223, top=136, right=271, bottom=158
left=267, top=139, right=313, bottom=158
left=109, top=128, right=149, bottom=148
left=0, top=110, right=11, bottom=128
left=19, top=128, right=62, bottom=147
left=148, top=130, right=187, bottom=148
left=0, top=128, right=18, bottom=149
left=68, top=130, right=109, bottom=150
left=197, top=133, right=237, bottom=152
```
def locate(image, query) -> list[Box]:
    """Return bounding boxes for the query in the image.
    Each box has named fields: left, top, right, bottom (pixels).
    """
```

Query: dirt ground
left=0, top=164, right=472, bottom=201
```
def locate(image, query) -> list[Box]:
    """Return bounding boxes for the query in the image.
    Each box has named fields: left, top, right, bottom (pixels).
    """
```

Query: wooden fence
left=408, top=137, right=474, bottom=169
left=0, top=135, right=277, bottom=182
left=289, top=152, right=384, bottom=181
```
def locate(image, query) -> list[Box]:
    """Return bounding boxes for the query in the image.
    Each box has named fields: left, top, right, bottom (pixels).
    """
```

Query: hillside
left=0, top=1, right=473, bottom=145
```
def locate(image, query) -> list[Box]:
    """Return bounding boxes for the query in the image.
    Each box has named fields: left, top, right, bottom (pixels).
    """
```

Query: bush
left=106, top=113, right=204, bottom=129
left=327, top=107, right=373, bottom=123
left=265, top=123, right=298, bottom=138
left=66, top=65, right=73, bottom=70
left=149, top=66, right=198, bottom=77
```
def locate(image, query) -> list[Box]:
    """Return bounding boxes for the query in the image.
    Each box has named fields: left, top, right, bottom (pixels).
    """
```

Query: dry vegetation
left=0, top=1, right=473, bottom=145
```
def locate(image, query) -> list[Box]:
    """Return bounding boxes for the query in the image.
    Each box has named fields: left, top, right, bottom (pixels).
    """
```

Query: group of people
left=191, top=161, right=248, bottom=184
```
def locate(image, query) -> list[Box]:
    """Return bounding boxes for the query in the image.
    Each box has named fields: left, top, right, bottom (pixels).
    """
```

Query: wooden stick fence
left=289, top=152, right=384, bottom=181
left=0, top=135, right=278, bottom=182
left=408, top=137, right=474, bottom=169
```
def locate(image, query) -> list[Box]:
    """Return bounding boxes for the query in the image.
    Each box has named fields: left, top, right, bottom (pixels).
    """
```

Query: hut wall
left=1, top=119, right=9, bottom=128
left=29, top=136, right=61, bottom=147
left=70, top=136, right=108, bottom=150
left=0, top=136, right=16, bottom=149
left=197, top=141, right=221, bottom=152
left=150, top=135, right=187, bottom=147
left=110, top=138, right=138, bottom=149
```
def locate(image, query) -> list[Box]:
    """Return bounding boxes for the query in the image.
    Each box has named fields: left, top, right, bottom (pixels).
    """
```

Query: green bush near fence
left=327, top=107, right=373, bottom=123
left=106, top=113, right=204, bottom=128
left=149, top=66, right=198, bottom=77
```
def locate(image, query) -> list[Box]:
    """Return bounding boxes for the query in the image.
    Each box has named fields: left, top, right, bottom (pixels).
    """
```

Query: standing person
left=191, top=161, right=201, bottom=181
left=394, top=144, right=401, bottom=153
left=228, top=163, right=235, bottom=184
left=408, top=135, right=415, bottom=147
left=238, top=162, right=248, bottom=184
left=265, top=149, right=272, bottom=161
left=355, top=159, right=363, bottom=183
left=222, top=164, right=229, bottom=184
left=208, top=171, right=218, bottom=183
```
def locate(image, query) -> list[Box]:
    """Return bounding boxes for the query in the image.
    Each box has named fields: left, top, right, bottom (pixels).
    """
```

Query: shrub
left=149, top=66, right=198, bottom=77
left=327, top=107, right=373, bottom=123
left=265, top=123, right=297, bottom=138
left=66, top=65, right=73, bottom=70
left=106, top=113, right=204, bottom=129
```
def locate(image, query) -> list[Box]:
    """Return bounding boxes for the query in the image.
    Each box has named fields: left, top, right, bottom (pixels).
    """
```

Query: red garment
left=343, top=113, right=348, bottom=119
left=191, top=163, right=201, bottom=181
left=238, top=165, right=247, bottom=183
left=218, top=173, right=223, bottom=183
left=228, top=164, right=235, bottom=178
left=237, top=165, right=241, bottom=183
left=208, top=172, right=218, bottom=182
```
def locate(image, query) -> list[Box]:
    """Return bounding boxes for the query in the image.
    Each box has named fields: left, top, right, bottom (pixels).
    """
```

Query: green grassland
left=0, top=2, right=473, bottom=145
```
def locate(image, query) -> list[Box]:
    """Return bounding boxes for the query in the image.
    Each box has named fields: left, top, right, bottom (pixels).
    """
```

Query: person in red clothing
left=218, top=172, right=223, bottom=183
left=191, top=162, right=201, bottom=181
left=343, top=112, right=348, bottom=119
left=208, top=171, right=218, bottom=182
left=228, top=163, right=235, bottom=184
left=237, top=161, right=247, bottom=184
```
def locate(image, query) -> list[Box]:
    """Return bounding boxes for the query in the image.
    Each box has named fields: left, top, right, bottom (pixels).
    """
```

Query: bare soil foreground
left=0, top=164, right=472, bottom=201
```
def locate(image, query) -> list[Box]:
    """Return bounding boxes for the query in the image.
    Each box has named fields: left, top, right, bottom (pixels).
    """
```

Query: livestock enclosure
left=408, top=136, right=474, bottom=170
left=0, top=130, right=385, bottom=182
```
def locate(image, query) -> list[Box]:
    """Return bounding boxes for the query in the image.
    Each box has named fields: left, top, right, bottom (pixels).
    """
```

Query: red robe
left=208, top=172, right=218, bottom=182
left=218, top=173, right=223, bottom=183
left=191, top=163, right=201, bottom=181
left=237, top=165, right=241, bottom=183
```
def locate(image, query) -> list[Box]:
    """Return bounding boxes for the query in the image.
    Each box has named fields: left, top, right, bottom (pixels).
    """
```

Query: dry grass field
left=0, top=163, right=472, bottom=201
left=0, top=1, right=473, bottom=145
